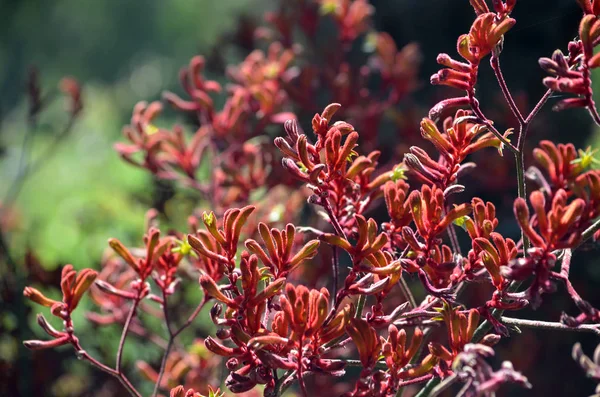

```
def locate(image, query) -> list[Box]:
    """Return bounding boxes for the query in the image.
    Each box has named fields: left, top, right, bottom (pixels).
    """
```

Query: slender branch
left=501, top=316, right=600, bottom=336
left=116, top=294, right=141, bottom=372
left=332, top=246, right=339, bottom=305
left=153, top=290, right=174, bottom=397
left=320, top=197, right=347, bottom=239
left=320, top=196, right=346, bottom=307
left=355, top=294, right=366, bottom=319
left=399, top=276, right=417, bottom=309
left=275, top=370, right=297, bottom=396
left=153, top=294, right=206, bottom=397
left=398, top=374, right=435, bottom=388
left=173, top=299, right=206, bottom=338
left=153, top=337, right=174, bottom=397
left=550, top=249, right=585, bottom=303
left=471, top=109, right=518, bottom=154
left=429, top=373, right=458, bottom=397
left=3, top=115, right=77, bottom=210
left=70, top=337, right=118, bottom=377
left=415, top=377, right=441, bottom=397
left=490, top=55, right=525, bottom=125
left=67, top=318, right=141, bottom=397
left=471, top=280, right=523, bottom=342
left=576, top=218, right=600, bottom=248
left=489, top=50, right=554, bottom=254
left=524, top=88, right=553, bottom=125
left=514, top=151, right=530, bottom=252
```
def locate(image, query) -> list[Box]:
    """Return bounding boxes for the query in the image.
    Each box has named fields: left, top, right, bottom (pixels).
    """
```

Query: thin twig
left=332, top=246, right=339, bottom=305
left=3, top=115, right=77, bottom=210
left=577, top=218, right=600, bottom=249
left=491, top=55, right=525, bottom=125
left=153, top=294, right=206, bottom=396
left=399, top=276, right=417, bottom=309
left=116, top=297, right=140, bottom=372
left=415, top=377, right=441, bottom=397
left=173, top=299, right=206, bottom=338
left=152, top=290, right=174, bottom=397
left=429, top=373, right=458, bottom=397
left=501, top=316, right=600, bottom=336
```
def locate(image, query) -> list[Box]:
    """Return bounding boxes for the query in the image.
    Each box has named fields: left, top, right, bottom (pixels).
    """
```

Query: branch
left=415, top=377, right=441, bottom=397
left=577, top=218, right=600, bottom=249
left=490, top=55, right=524, bottom=125
left=116, top=297, right=141, bottom=372
left=152, top=290, right=175, bottom=397
left=429, top=373, right=458, bottom=397
left=501, top=316, right=600, bottom=336
left=3, top=114, right=78, bottom=210
left=398, top=276, right=417, bottom=309
left=153, top=293, right=206, bottom=397
left=67, top=317, right=141, bottom=397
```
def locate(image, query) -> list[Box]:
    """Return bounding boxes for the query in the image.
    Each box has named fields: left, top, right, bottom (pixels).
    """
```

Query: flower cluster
left=23, top=265, right=97, bottom=350
left=538, top=0, right=600, bottom=123
left=429, top=2, right=515, bottom=119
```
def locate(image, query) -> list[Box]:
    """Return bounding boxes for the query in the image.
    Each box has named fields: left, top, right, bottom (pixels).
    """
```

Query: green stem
left=514, top=150, right=530, bottom=253
left=415, top=377, right=441, bottom=397
left=355, top=295, right=366, bottom=318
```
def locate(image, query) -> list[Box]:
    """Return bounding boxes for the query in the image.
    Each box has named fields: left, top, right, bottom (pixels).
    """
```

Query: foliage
left=13, top=0, right=600, bottom=396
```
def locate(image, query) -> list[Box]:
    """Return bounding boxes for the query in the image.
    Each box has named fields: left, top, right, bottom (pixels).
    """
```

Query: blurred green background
left=0, top=1, right=262, bottom=396
left=1, top=0, right=600, bottom=396
left=0, top=0, right=265, bottom=267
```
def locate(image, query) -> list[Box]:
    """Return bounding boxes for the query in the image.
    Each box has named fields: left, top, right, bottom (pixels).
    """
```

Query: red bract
left=381, top=326, right=438, bottom=392
left=108, top=227, right=169, bottom=282
left=405, top=112, right=509, bottom=203
left=502, top=190, right=588, bottom=307
left=382, top=179, right=412, bottom=250
left=246, top=223, right=320, bottom=278
left=24, top=265, right=97, bottom=350
left=24, top=265, right=97, bottom=322
left=115, top=101, right=165, bottom=173
left=277, top=104, right=392, bottom=237
left=538, top=4, right=600, bottom=123
left=429, top=9, right=515, bottom=118
left=163, top=56, right=222, bottom=115
left=188, top=206, right=255, bottom=280
left=427, top=302, right=481, bottom=376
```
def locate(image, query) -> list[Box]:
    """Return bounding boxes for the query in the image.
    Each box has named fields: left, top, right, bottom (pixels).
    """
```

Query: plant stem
left=415, top=377, right=441, bottom=397
left=275, top=370, right=296, bottom=396
left=514, top=150, right=530, bottom=252
left=501, top=316, right=600, bottom=336
left=153, top=290, right=174, bottom=397
left=355, top=294, right=366, bottom=318
left=67, top=317, right=141, bottom=397
left=116, top=296, right=141, bottom=372
left=471, top=280, right=523, bottom=342
left=153, top=292, right=206, bottom=396
left=490, top=55, right=524, bottom=125
left=173, top=299, right=206, bottom=338
left=429, top=373, right=458, bottom=397
left=70, top=333, right=118, bottom=377
left=399, top=276, right=417, bottom=309
left=332, top=246, right=339, bottom=305
left=577, top=218, right=600, bottom=248
left=320, top=196, right=346, bottom=307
